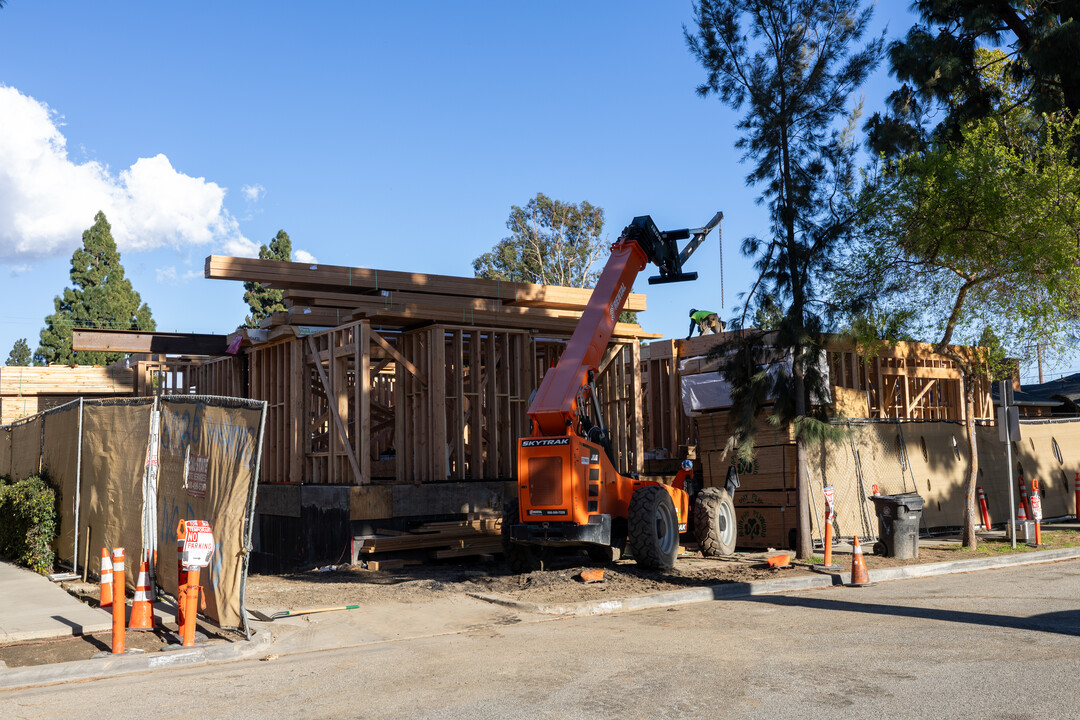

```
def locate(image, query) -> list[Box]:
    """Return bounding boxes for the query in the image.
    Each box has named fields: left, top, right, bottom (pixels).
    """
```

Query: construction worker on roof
left=687, top=308, right=724, bottom=339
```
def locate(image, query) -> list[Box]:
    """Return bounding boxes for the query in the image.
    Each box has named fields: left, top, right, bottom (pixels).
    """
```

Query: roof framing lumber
left=205, top=255, right=647, bottom=312
left=72, top=328, right=230, bottom=355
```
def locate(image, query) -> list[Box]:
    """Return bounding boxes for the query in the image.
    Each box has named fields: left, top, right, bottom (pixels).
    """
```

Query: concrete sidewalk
left=0, top=562, right=112, bottom=644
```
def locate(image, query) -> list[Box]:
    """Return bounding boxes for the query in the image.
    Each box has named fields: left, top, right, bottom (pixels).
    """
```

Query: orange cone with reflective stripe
left=1017, top=498, right=1028, bottom=523
left=128, top=558, right=156, bottom=630
left=848, top=535, right=871, bottom=587
left=99, top=548, right=113, bottom=608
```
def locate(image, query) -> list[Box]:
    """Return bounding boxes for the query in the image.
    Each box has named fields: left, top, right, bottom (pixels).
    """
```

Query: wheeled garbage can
left=869, top=493, right=924, bottom=559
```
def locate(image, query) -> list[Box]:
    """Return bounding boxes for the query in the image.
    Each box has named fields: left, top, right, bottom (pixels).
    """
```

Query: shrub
left=0, top=474, right=57, bottom=574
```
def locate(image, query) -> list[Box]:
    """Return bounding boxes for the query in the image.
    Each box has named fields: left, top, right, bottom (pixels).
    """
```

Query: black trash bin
left=869, top=493, right=924, bottom=559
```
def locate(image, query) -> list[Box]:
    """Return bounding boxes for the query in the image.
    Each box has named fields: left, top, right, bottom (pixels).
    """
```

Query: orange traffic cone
left=848, top=535, right=871, bottom=587
left=99, top=548, right=113, bottom=608
left=1017, top=499, right=1028, bottom=523
left=129, top=558, right=157, bottom=630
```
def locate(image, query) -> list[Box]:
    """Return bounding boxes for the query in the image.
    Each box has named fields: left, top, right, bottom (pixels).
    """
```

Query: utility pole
left=1037, top=343, right=1044, bottom=384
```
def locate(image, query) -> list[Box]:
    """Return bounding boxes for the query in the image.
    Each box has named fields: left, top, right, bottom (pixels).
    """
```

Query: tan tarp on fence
left=0, top=426, right=10, bottom=477
left=10, top=416, right=42, bottom=480
left=807, top=419, right=1080, bottom=541
left=79, top=401, right=153, bottom=591
left=42, top=403, right=81, bottom=566
left=154, top=398, right=262, bottom=629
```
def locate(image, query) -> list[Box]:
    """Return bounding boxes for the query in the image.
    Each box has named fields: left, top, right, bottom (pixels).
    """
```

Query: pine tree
left=5, top=339, right=32, bottom=366
left=243, top=230, right=292, bottom=327
left=686, top=0, right=883, bottom=559
left=35, top=211, right=155, bottom=366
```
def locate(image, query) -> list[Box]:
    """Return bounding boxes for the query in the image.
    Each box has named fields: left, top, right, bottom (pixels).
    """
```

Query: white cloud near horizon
left=293, top=249, right=317, bottom=264
left=0, top=85, right=260, bottom=260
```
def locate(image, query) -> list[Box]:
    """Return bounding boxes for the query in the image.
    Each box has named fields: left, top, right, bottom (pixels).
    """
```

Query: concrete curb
left=468, top=546, right=1080, bottom=616
left=0, top=629, right=272, bottom=693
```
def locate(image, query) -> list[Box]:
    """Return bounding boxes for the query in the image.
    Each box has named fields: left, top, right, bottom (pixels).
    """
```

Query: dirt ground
left=243, top=528, right=1080, bottom=612
left=3, top=529, right=1076, bottom=669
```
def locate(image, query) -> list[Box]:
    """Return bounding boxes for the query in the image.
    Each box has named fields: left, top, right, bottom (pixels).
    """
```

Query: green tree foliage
left=838, top=114, right=1080, bottom=547
left=686, top=0, right=883, bottom=558
left=0, top=474, right=58, bottom=575
left=243, top=230, right=292, bottom=327
left=5, top=338, right=32, bottom=366
left=473, top=194, right=605, bottom=288
left=35, top=212, right=155, bottom=366
left=867, top=2, right=1080, bottom=157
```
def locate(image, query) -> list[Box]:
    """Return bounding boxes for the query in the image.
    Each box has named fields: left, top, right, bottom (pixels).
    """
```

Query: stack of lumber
left=0, top=365, right=134, bottom=425
left=697, top=408, right=797, bottom=551
left=352, top=518, right=503, bottom=564
left=205, top=255, right=659, bottom=340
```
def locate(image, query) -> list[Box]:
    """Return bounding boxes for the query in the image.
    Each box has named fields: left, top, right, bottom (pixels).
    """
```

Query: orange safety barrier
left=111, top=547, right=126, bottom=654
left=99, top=548, right=113, bottom=608
left=129, top=556, right=156, bottom=630
left=848, top=535, right=870, bottom=587
left=977, top=486, right=991, bottom=530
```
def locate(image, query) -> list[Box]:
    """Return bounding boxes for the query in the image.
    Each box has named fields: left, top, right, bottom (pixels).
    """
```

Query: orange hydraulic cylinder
left=111, top=547, right=125, bottom=654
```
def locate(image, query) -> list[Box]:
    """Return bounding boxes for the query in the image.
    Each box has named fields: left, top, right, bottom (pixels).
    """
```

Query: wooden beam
left=205, top=255, right=647, bottom=311
left=73, top=328, right=230, bottom=355
left=369, top=328, right=426, bottom=383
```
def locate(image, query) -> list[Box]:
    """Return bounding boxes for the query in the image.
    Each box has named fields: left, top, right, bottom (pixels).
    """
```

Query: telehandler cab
left=502, top=212, right=738, bottom=571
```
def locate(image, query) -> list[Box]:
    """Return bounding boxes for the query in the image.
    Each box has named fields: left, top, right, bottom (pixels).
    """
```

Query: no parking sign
left=182, top=520, right=215, bottom=569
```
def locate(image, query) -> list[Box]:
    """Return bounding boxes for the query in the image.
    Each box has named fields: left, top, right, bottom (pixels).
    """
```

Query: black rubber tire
left=627, top=486, right=680, bottom=569
left=501, top=499, right=544, bottom=573
left=693, top=487, right=737, bottom=557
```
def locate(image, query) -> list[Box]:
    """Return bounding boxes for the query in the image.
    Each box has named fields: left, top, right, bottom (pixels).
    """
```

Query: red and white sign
left=1030, top=493, right=1043, bottom=522
left=823, top=484, right=835, bottom=520
left=182, top=520, right=215, bottom=568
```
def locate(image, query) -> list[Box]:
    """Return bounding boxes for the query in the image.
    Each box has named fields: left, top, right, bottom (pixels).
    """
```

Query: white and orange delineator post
left=1030, top=478, right=1043, bottom=546
left=819, top=484, right=840, bottom=570
left=99, top=548, right=113, bottom=608
left=977, top=486, right=991, bottom=531
left=111, top=547, right=126, bottom=655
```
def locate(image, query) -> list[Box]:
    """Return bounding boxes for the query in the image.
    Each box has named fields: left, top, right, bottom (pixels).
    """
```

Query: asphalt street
left=3, top=559, right=1079, bottom=719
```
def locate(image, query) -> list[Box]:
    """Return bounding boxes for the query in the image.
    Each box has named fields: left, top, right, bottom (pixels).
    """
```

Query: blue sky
left=0, top=2, right=1070, bottom=381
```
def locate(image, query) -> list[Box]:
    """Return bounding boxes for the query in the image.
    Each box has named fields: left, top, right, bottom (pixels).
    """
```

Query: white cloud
left=156, top=266, right=178, bottom=284
left=293, top=249, right=318, bottom=264
left=0, top=85, right=254, bottom=260
left=241, top=184, right=265, bottom=202
left=8, top=264, right=31, bottom=277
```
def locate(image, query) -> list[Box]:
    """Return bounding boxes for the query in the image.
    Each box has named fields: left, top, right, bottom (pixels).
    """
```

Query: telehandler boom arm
left=526, top=212, right=722, bottom=438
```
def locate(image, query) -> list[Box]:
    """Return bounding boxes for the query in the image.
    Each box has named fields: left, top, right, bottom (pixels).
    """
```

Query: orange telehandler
left=502, top=212, right=738, bottom=571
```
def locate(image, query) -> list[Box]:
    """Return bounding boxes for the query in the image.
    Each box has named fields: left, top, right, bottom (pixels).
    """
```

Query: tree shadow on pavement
left=743, top=593, right=1080, bottom=637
